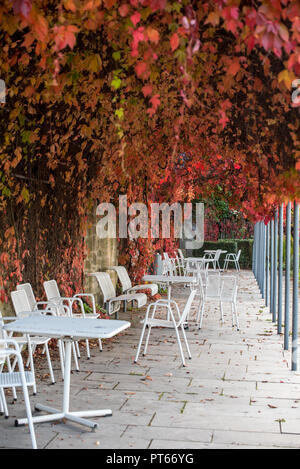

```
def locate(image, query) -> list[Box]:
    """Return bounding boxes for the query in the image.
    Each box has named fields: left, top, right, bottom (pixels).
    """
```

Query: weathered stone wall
left=83, top=207, right=118, bottom=306
left=0, top=206, right=118, bottom=316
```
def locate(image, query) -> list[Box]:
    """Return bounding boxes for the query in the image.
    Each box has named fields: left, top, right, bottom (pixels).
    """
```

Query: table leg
left=15, top=339, right=112, bottom=430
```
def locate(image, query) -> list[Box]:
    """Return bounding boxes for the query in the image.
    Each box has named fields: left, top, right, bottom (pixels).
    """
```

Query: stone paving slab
left=1, top=270, right=300, bottom=449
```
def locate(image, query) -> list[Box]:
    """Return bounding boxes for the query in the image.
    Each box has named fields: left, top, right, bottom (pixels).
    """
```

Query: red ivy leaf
left=170, top=32, right=180, bottom=51
left=131, top=12, right=141, bottom=26
left=119, top=3, right=129, bottom=17
left=135, top=61, right=147, bottom=78
left=142, top=84, right=153, bottom=97
left=11, top=0, right=32, bottom=17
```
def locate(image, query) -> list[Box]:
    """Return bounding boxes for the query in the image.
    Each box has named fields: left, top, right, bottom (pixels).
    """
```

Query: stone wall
left=83, top=207, right=118, bottom=307
left=0, top=206, right=118, bottom=316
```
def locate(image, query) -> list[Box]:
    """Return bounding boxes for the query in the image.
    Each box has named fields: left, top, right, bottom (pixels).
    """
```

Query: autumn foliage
left=0, top=0, right=300, bottom=300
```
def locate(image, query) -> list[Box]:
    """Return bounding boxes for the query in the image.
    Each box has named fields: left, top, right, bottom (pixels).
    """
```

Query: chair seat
left=0, top=371, right=35, bottom=388
left=72, top=313, right=100, bottom=319
left=9, top=336, right=49, bottom=346
left=145, top=318, right=175, bottom=328
left=129, top=284, right=158, bottom=295
left=112, top=293, right=147, bottom=308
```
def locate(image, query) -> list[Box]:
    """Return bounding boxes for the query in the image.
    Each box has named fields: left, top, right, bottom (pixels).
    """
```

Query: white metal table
left=4, top=314, right=130, bottom=430
left=142, top=275, right=197, bottom=302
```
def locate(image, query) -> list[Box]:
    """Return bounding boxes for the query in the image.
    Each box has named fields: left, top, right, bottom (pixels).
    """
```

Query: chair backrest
left=205, top=273, right=221, bottom=297
left=90, top=272, right=116, bottom=302
left=11, top=289, right=35, bottom=318
left=161, top=259, right=169, bottom=275
left=178, top=289, right=197, bottom=326
left=177, top=248, right=184, bottom=260
left=111, top=266, right=132, bottom=292
left=164, top=258, right=176, bottom=276
left=220, top=276, right=238, bottom=301
left=214, top=249, right=222, bottom=261
left=43, top=280, right=61, bottom=302
left=0, top=312, right=6, bottom=363
left=17, top=283, right=37, bottom=311
left=236, top=249, right=241, bottom=261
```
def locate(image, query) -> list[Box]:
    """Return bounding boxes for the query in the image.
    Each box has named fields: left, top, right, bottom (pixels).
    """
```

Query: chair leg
left=174, top=326, right=186, bottom=366
left=0, top=389, right=3, bottom=414
left=26, top=345, right=35, bottom=368
left=0, top=388, right=9, bottom=418
left=220, top=301, right=224, bottom=323
left=6, top=357, right=17, bottom=401
left=180, top=325, right=191, bottom=360
left=20, top=377, right=37, bottom=449
left=143, top=325, right=152, bottom=356
left=233, top=302, right=239, bottom=330
left=98, top=339, right=103, bottom=352
left=85, top=339, right=91, bottom=359
left=72, top=343, right=80, bottom=371
left=75, top=341, right=81, bottom=359
left=44, top=343, right=55, bottom=384
left=196, top=297, right=202, bottom=324
left=58, top=339, right=65, bottom=380
left=198, top=300, right=205, bottom=329
left=134, top=320, right=148, bottom=362
left=26, top=336, right=37, bottom=395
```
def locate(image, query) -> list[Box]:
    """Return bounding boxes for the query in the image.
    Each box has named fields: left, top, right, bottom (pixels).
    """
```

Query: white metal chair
left=197, top=274, right=239, bottom=330
left=134, top=289, right=197, bottom=367
left=11, top=289, right=56, bottom=387
left=17, top=283, right=58, bottom=313
left=219, top=276, right=239, bottom=330
left=0, top=311, right=17, bottom=414
left=174, top=253, right=184, bottom=275
left=87, top=272, right=147, bottom=318
left=0, top=314, right=37, bottom=449
left=16, top=282, right=78, bottom=378
left=223, top=249, right=241, bottom=272
left=43, top=279, right=102, bottom=359
left=197, top=272, right=221, bottom=329
left=207, top=249, right=222, bottom=270
left=109, top=266, right=158, bottom=296
left=163, top=253, right=178, bottom=275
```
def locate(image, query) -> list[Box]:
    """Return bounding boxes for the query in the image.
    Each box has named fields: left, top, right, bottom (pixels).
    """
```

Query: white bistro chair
left=197, top=274, right=239, bottom=330
left=16, top=282, right=77, bottom=378
left=88, top=272, right=147, bottom=319
left=0, top=314, right=37, bottom=449
left=134, top=289, right=197, bottom=367
left=11, top=289, right=55, bottom=389
left=109, top=266, right=158, bottom=297
left=43, top=280, right=102, bottom=360
left=177, top=248, right=187, bottom=274
left=223, top=249, right=241, bottom=272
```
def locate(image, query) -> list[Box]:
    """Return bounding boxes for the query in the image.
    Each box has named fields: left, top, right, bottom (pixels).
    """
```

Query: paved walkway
left=1, top=270, right=300, bottom=449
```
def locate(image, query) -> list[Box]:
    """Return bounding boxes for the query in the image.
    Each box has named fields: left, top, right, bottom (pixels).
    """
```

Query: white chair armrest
left=73, top=293, right=96, bottom=314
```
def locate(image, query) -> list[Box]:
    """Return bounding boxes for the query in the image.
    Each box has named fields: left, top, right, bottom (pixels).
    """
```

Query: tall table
left=4, top=314, right=130, bottom=430
left=142, top=274, right=198, bottom=303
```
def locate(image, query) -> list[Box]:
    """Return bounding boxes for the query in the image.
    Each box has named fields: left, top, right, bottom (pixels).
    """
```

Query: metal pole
left=272, top=210, right=278, bottom=323
left=284, top=202, right=291, bottom=351
left=292, top=201, right=299, bottom=371
left=252, top=223, right=257, bottom=275
left=262, top=222, right=266, bottom=299
left=257, top=222, right=261, bottom=290
left=270, top=219, right=274, bottom=317
left=266, top=223, right=269, bottom=307
left=259, top=222, right=263, bottom=293
left=278, top=204, right=283, bottom=334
